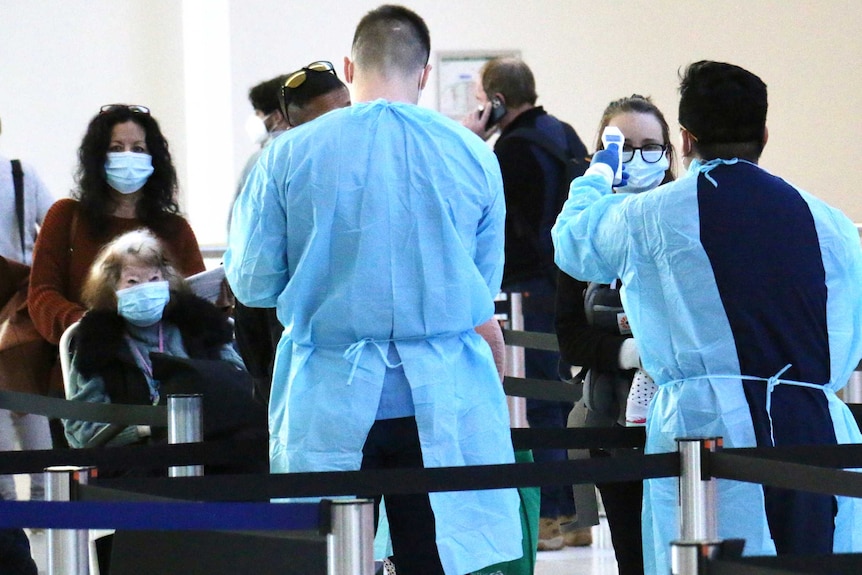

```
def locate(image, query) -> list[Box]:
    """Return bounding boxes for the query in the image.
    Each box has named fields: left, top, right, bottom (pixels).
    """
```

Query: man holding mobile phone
left=463, top=57, right=590, bottom=551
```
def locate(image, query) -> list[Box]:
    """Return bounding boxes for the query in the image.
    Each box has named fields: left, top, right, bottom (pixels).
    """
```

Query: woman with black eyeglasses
left=28, top=104, right=205, bottom=416
left=554, top=95, right=676, bottom=575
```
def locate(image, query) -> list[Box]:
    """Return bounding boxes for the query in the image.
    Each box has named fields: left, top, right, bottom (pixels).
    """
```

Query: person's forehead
left=608, top=112, right=664, bottom=142
left=121, top=262, right=159, bottom=275
left=111, top=121, right=146, bottom=141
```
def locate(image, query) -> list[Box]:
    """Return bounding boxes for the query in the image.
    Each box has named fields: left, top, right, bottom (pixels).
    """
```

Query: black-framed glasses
left=99, top=104, right=151, bottom=115
left=622, top=144, right=666, bottom=164
left=280, top=61, right=337, bottom=126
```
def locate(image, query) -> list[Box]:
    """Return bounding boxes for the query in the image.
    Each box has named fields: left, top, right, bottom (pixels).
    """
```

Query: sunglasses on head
left=280, top=61, right=338, bottom=126
left=99, top=104, right=151, bottom=115
left=283, top=61, right=336, bottom=89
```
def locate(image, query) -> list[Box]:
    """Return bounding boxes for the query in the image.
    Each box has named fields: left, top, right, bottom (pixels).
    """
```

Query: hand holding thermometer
left=601, top=127, right=625, bottom=186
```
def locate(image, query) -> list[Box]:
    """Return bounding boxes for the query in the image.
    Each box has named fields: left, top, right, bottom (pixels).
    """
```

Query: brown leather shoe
left=563, top=526, right=593, bottom=547
left=537, top=517, right=564, bottom=551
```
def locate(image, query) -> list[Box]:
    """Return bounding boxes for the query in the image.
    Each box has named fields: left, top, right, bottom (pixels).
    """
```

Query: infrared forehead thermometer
left=601, top=126, right=624, bottom=186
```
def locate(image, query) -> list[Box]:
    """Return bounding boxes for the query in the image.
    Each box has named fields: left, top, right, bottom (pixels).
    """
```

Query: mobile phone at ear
left=484, top=97, right=507, bottom=129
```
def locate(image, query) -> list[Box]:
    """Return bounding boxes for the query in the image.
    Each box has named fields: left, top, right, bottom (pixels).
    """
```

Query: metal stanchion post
left=326, top=499, right=375, bottom=575
left=678, top=437, right=718, bottom=541
left=671, top=437, right=721, bottom=575
left=504, top=292, right=528, bottom=428
left=846, top=370, right=862, bottom=404
left=168, top=394, right=203, bottom=477
left=46, top=466, right=94, bottom=575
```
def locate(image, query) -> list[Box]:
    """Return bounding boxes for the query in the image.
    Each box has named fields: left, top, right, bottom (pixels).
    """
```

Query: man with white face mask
left=553, top=60, right=862, bottom=575
left=232, top=69, right=350, bottom=224
left=230, top=66, right=350, bottom=405
left=233, top=75, right=292, bottom=224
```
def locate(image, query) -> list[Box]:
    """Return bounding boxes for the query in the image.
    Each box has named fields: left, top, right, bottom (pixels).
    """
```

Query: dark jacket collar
left=75, top=291, right=233, bottom=378
left=499, top=106, right=547, bottom=136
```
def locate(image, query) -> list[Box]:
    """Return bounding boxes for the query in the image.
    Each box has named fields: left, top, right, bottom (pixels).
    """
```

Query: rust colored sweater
left=28, top=198, right=206, bottom=344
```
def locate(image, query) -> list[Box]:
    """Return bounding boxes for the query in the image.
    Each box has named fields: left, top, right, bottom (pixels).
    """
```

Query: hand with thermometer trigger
left=601, top=127, right=625, bottom=186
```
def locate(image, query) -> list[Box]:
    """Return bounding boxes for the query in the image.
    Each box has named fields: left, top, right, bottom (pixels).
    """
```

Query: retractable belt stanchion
left=46, top=466, right=95, bottom=575
left=325, top=499, right=375, bottom=575
left=671, top=438, right=721, bottom=575
left=846, top=370, right=862, bottom=404
left=504, top=292, right=528, bottom=428
left=168, top=394, right=203, bottom=477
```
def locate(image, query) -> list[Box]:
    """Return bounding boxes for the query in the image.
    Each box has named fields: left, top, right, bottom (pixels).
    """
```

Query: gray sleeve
left=23, top=162, right=55, bottom=224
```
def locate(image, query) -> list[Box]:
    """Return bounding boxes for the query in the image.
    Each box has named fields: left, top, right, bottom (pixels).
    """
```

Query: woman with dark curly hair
left=28, top=104, right=205, bottom=397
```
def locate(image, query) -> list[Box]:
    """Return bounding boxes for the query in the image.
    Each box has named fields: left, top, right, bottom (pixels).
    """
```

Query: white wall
left=2, top=0, right=861, bottom=249
left=0, top=1, right=189, bottom=218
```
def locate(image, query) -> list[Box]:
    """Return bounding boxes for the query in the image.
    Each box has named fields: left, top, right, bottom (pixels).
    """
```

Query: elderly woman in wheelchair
left=62, top=229, right=249, bottom=450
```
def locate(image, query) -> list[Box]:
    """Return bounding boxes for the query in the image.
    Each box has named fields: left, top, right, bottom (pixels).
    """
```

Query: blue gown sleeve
left=224, top=150, right=289, bottom=308
left=473, top=162, right=506, bottom=295
left=551, top=172, right=629, bottom=285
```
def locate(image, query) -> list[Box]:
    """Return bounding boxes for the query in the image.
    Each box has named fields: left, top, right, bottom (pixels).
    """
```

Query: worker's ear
left=343, top=57, right=354, bottom=84
left=418, top=63, right=431, bottom=91
left=679, top=127, right=696, bottom=159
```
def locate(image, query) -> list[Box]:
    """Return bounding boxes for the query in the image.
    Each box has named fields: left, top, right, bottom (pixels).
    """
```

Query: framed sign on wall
left=436, top=50, right=520, bottom=121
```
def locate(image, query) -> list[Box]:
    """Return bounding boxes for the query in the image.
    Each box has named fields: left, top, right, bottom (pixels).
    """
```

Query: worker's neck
left=351, top=71, right=421, bottom=105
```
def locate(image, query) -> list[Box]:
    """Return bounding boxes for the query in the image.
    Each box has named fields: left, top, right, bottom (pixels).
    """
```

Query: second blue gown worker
left=552, top=60, right=862, bottom=575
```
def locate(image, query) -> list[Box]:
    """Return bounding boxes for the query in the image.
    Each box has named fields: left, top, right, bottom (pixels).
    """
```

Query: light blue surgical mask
left=117, top=280, right=170, bottom=327
left=617, top=153, right=670, bottom=194
left=105, top=152, right=154, bottom=194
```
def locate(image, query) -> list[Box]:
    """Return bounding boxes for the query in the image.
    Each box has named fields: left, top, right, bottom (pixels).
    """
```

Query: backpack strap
left=502, top=127, right=571, bottom=285
left=11, top=159, right=25, bottom=257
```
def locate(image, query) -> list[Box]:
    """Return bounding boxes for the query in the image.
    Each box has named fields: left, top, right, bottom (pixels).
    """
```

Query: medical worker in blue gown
left=225, top=5, right=521, bottom=575
left=551, top=60, right=862, bottom=575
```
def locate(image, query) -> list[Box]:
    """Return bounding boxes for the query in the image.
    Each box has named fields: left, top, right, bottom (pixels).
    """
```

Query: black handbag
left=150, top=352, right=267, bottom=440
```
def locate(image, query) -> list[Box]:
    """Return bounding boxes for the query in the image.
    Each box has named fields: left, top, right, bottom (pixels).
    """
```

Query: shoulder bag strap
left=11, top=159, right=25, bottom=257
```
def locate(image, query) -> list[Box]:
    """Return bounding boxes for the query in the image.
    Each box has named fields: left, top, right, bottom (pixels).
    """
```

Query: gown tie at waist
left=667, top=364, right=828, bottom=446
left=342, top=338, right=404, bottom=386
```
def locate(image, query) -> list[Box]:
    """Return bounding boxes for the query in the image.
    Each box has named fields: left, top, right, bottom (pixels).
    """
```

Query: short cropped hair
left=81, top=229, right=188, bottom=312
left=480, top=58, right=538, bottom=108
left=249, top=75, right=290, bottom=115
left=352, top=4, right=430, bottom=74
left=678, top=60, right=768, bottom=161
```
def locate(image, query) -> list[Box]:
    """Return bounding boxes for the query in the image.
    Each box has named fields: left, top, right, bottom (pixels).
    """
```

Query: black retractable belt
left=11, top=159, right=25, bottom=257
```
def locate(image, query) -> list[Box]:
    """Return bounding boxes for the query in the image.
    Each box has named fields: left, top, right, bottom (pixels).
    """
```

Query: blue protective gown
left=225, top=100, right=522, bottom=575
left=552, top=159, right=862, bottom=575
